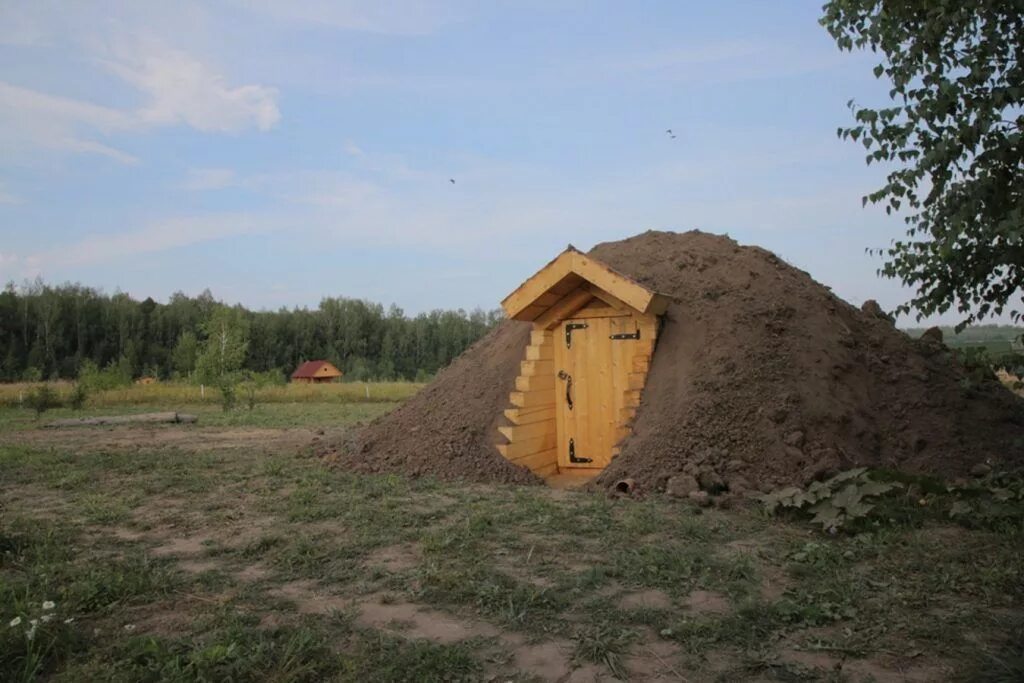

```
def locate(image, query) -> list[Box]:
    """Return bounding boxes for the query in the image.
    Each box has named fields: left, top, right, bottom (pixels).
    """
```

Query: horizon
left=0, top=2, right=1010, bottom=325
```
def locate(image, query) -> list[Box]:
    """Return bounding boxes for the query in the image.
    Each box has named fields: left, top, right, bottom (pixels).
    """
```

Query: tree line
left=0, top=280, right=503, bottom=383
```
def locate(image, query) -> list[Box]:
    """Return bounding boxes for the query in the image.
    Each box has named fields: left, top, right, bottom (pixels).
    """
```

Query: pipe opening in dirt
left=613, top=478, right=636, bottom=495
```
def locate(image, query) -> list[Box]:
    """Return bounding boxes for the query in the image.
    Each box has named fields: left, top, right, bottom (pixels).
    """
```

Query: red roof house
left=290, top=360, right=343, bottom=384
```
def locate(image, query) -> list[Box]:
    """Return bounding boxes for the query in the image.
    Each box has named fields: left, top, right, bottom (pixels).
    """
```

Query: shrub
left=78, top=358, right=132, bottom=392
left=25, top=386, right=61, bottom=418
left=67, top=384, right=88, bottom=411
left=217, top=377, right=237, bottom=412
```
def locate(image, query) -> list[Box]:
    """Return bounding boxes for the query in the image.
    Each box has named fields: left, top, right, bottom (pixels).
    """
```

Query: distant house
left=290, top=360, right=343, bottom=384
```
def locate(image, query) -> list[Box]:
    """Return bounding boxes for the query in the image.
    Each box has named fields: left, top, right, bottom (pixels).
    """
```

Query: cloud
left=182, top=168, right=237, bottom=191
left=105, top=43, right=280, bottom=133
left=29, top=213, right=276, bottom=269
left=0, top=35, right=280, bottom=165
left=0, top=81, right=140, bottom=163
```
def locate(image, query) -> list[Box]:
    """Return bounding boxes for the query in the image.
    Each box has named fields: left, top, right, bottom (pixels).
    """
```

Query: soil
left=345, top=230, right=1024, bottom=492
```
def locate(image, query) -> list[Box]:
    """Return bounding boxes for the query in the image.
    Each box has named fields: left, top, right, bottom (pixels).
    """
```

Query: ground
left=1, top=400, right=1021, bottom=682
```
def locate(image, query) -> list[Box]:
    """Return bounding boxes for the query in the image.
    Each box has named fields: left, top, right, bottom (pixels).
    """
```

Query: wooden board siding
left=495, top=330, right=558, bottom=474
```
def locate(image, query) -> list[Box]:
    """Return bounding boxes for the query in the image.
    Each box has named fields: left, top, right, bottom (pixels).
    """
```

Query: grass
left=0, top=379, right=423, bottom=409
left=0, top=401, right=1021, bottom=681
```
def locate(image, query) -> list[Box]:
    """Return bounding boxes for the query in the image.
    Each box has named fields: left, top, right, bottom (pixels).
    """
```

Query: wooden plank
left=533, top=462, right=559, bottom=478
left=499, top=432, right=557, bottom=460
left=624, top=390, right=642, bottom=408
left=501, top=250, right=575, bottom=319
left=510, top=390, right=554, bottom=408
left=516, top=374, right=554, bottom=392
left=498, top=418, right=555, bottom=442
left=572, top=306, right=623, bottom=320
left=586, top=284, right=631, bottom=312
left=531, top=329, right=552, bottom=346
left=510, top=447, right=559, bottom=471
left=504, top=406, right=555, bottom=425
left=632, top=356, right=650, bottom=373
left=627, top=372, right=646, bottom=390
left=520, top=360, right=554, bottom=377
left=571, top=252, right=656, bottom=314
left=525, top=344, right=554, bottom=360
left=619, top=407, right=636, bottom=423
left=533, top=287, right=594, bottom=330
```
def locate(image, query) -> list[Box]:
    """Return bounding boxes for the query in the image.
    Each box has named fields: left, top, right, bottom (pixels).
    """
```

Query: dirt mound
left=346, top=230, right=1024, bottom=491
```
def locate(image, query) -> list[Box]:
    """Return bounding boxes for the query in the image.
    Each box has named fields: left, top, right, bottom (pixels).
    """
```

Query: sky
left=0, top=1, right=974, bottom=324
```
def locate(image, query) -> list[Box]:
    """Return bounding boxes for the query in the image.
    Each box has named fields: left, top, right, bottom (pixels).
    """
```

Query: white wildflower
left=41, top=614, right=54, bottom=623
left=123, top=624, right=136, bottom=632
left=42, top=601, right=55, bottom=610
left=63, top=618, right=74, bottom=624
left=26, top=619, right=38, bottom=641
left=9, top=616, right=21, bottom=628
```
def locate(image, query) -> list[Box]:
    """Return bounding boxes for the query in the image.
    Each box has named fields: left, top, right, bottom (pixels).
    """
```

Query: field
left=1, top=395, right=1022, bottom=681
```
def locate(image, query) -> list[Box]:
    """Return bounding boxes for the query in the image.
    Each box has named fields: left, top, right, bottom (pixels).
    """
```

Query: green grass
left=0, top=401, right=1021, bottom=681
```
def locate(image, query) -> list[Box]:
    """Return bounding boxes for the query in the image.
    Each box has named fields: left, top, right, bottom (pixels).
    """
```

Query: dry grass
left=997, top=369, right=1023, bottom=396
left=0, top=380, right=423, bottom=407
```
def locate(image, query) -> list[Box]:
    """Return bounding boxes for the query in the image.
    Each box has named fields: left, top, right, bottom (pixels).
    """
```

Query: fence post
left=365, top=383, right=370, bottom=399
left=201, top=384, right=205, bottom=400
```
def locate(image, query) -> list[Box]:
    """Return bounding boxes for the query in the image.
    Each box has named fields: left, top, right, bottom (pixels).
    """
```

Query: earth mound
left=345, top=230, right=1024, bottom=492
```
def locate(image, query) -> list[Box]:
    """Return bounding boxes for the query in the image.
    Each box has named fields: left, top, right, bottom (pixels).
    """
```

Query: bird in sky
left=666, top=128, right=676, bottom=139
left=449, top=178, right=455, bottom=184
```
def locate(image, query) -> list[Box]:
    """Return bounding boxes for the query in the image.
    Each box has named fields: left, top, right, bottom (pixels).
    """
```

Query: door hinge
left=610, top=328, right=641, bottom=340
left=568, top=438, right=592, bottom=464
left=565, top=322, right=588, bottom=348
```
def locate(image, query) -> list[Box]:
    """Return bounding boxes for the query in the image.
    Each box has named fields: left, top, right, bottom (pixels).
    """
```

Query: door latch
left=565, top=322, right=588, bottom=348
left=557, top=370, right=573, bottom=410
left=568, top=438, right=592, bottom=464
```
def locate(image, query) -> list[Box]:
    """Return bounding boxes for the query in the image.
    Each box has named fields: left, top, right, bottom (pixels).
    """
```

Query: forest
left=0, top=280, right=503, bottom=383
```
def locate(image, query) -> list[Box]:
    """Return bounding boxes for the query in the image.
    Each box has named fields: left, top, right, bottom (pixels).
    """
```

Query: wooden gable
left=501, top=247, right=669, bottom=324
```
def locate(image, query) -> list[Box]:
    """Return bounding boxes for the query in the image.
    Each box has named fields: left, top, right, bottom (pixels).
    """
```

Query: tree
left=822, top=1, right=1024, bottom=327
left=196, top=307, right=250, bottom=382
left=171, top=330, right=199, bottom=378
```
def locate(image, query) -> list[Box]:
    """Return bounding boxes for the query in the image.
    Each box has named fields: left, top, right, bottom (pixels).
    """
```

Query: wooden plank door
left=554, top=315, right=637, bottom=470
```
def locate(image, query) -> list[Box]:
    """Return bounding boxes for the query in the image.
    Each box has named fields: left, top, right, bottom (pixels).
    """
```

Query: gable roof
left=291, top=360, right=342, bottom=379
left=501, top=246, right=669, bottom=322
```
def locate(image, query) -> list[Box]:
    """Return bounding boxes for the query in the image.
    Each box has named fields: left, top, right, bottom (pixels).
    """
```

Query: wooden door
left=554, top=314, right=639, bottom=470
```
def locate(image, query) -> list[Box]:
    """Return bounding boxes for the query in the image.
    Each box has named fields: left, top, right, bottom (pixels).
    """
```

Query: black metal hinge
left=568, top=438, right=592, bottom=464
left=610, top=328, right=640, bottom=340
left=565, top=322, right=588, bottom=348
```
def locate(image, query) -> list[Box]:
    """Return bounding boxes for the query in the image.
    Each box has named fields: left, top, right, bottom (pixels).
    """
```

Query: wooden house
left=497, top=247, right=668, bottom=480
left=290, top=360, right=343, bottom=384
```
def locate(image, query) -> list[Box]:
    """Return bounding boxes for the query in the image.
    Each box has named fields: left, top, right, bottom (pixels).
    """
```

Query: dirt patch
left=272, top=580, right=351, bottom=615
left=782, top=648, right=951, bottom=681
left=682, top=590, right=731, bottom=615
left=151, top=535, right=212, bottom=556
left=343, top=230, right=1024, bottom=489
left=363, top=543, right=420, bottom=573
left=178, top=559, right=220, bottom=573
left=235, top=563, right=271, bottom=582
left=618, top=589, right=673, bottom=610
left=357, top=595, right=499, bottom=643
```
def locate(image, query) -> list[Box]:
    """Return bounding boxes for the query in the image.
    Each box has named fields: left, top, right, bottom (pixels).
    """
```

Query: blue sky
left=0, top=1, right=963, bottom=323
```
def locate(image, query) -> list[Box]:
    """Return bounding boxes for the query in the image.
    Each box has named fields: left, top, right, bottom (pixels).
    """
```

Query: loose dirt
left=347, top=230, right=1024, bottom=491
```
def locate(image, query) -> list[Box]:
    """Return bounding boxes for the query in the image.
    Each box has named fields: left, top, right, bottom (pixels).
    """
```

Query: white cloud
left=29, top=213, right=276, bottom=269
left=182, top=168, right=237, bottom=191
left=106, top=43, right=280, bottom=133
left=0, top=81, right=139, bottom=163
